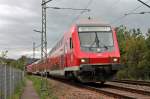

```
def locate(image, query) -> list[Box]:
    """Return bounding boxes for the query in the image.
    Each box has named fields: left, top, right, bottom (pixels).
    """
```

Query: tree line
left=0, top=51, right=28, bottom=70
left=116, top=25, right=150, bottom=80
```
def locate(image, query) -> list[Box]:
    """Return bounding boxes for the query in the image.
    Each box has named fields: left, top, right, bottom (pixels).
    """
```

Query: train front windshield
left=78, top=26, right=114, bottom=52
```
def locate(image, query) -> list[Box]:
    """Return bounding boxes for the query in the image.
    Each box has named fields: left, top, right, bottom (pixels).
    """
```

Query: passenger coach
left=47, top=19, right=122, bottom=83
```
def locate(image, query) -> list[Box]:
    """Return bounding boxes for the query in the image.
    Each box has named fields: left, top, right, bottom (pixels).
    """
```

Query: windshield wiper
left=89, top=32, right=100, bottom=47
left=95, top=32, right=100, bottom=48
left=89, top=32, right=108, bottom=50
left=96, top=32, right=109, bottom=50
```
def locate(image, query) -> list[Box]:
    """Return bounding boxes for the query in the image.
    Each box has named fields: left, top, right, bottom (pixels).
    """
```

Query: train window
left=70, top=38, right=73, bottom=49
left=78, top=31, right=114, bottom=52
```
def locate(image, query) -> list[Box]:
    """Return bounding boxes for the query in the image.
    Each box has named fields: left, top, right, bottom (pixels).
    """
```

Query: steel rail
left=33, top=75, right=150, bottom=98
left=112, top=80, right=150, bottom=87
left=105, top=84, right=150, bottom=96
left=47, top=77, right=138, bottom=99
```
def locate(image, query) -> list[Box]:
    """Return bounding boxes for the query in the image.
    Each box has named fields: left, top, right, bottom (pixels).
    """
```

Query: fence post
left=9, top=66, right=12, bottom=99
left=0, top=64, right=24, bottom=99
left=0, top=65, right=2, bottom=99
left=12, top=68, right=14, bottom=99
left=4, top=64, right=7, bottom=99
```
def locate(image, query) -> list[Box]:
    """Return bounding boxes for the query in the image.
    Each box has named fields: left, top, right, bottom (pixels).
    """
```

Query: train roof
left=75, top=18, right=110, bottom=27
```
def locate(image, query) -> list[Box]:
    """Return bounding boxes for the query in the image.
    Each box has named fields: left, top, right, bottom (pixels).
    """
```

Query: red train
left=27, top=19, right=122, bottom=83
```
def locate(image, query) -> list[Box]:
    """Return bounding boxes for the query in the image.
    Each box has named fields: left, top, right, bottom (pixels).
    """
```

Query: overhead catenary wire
left=138, top=0, right=150, bottom=8
left=109, top=0, right=121, bottom=9
left=129, top=0, right=150, bottom=13
left=111, top=0, right=150, bottom=24
left=125, top=11, right=150, bottom=15
left=44, top=0, right=93, bottom=55
left=111, top=15, right=127, bottom=24
left=46, top=7, right=90, bottom=11
left=70, top=0, right=93, bottom=24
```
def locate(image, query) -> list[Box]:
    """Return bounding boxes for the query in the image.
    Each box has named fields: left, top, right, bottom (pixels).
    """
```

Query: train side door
left=64, top=43, right=68, bottom=67
left=65, top=37, right=73, bottom=67
left=70, top=38, right=74, bottom=66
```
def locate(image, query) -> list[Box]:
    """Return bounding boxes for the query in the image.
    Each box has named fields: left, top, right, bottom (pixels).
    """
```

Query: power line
left=125, top=11, right=150, bottom=15
left=33, top=42, right=35, bottom=59
left=111, top=0, right=150, bottom=24
left=44, top=2, right=92, bottom=53
left=46, top=7, right=90, bottom=11
left=130, top=0, right=150, bottom=13
left=109, top=0, right=121, bottom=9
left=35, top=44, right=41, bottom=48
left=138, top=0, right=150, bottom=8
left=104, top=0, right=122, bottom=19
left=41, top=0, right=52, bottom=5
left=70, top=0, right=93, bottom=24
left=33, top=42, right=42, bottom=59
left=111, top=15, right=127, bottom=24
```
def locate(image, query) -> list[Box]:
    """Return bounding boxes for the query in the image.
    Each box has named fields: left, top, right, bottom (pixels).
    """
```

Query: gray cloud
left=0, top=0, right=149, bottom=59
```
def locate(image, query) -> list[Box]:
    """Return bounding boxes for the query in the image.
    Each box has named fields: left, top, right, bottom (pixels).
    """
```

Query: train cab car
left=26, top=64, right=32, bottom=74
left=48, top=19, right=122, bottom=83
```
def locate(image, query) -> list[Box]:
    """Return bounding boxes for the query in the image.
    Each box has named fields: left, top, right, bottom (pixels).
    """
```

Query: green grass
left=27, top=75, right=57, bottom=99
left=11, top=78, right=26, bottom=99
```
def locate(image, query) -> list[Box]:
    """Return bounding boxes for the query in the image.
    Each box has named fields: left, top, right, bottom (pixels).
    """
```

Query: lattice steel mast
left=40, top=0, right=52, bottom=94
left=41, top=0, right=48, bottom=62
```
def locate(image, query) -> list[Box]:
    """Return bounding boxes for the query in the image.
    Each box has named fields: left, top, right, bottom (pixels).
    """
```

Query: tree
left=0, top=50, right=8, bottom=64
left=0, top=51, right=27, bottom=70
left=116, top=26, right=150, bottom=80
left=11, top=56, right=27, bottom=70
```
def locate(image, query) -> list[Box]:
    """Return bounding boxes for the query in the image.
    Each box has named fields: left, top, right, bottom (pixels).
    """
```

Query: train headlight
left=113, top=58, right=118, bottom=62
left=80, top=58, right=89, bottom=64
left=81, top=59, right=86, bottom=63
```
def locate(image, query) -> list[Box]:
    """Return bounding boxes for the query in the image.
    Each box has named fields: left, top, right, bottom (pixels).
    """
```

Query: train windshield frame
left=78, top=26, right=114, bottom=52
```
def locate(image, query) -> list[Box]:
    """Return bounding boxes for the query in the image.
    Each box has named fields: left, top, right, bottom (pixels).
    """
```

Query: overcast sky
left=0, top=0, right=150, bottom=59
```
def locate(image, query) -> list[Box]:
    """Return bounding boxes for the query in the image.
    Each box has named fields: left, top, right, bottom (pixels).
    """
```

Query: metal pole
left=12, top=68, right=14, bottom=99
left=42, top=0, right=48, bottom=61
left=33, top=42, right=36, bottom=60
left=40, top=0, right=49, bottom=93
left=9, top=66, right=12, bottom=99
left=0, top=65, right=2, bottom=99
left=41, top=1, right=44, bottom=61
left=4, top=64, right=7, bottom=99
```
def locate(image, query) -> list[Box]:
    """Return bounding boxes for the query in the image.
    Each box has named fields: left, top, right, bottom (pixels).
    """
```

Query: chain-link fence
left=0, top=65, right=24, bottom=99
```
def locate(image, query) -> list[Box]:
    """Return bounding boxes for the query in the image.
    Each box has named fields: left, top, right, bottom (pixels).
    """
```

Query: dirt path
left=21, top=79, right=40, bottom=99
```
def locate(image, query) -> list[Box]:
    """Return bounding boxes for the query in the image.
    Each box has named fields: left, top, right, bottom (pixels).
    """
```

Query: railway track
left=82, top=86, right=150, bottom=99
left=102, top=83, right=150, bottom=99
left=111, top=80, right=150, bottom=87
left=48, top=77, right=150, bottom=99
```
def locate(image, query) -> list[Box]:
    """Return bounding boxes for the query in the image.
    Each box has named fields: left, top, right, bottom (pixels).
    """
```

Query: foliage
left=0, top=50, right=8, bottom=64
left=11, top=78, right=26, bottom=99
left=0, top=51, right=27, bottom=70
left=0, top=50, right=8, bottom=58
left=116, top=25, right=150, bottom=80
left=10, top=56, right=27, bottom=70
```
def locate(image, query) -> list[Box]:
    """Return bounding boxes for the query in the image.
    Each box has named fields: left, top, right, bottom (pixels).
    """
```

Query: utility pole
left=38, top=0, right=89, bottom=95
left=41, top=0, right=53, bottom=72
left=41, top=0, right=52, bottom=61
left=33, top=42, right=35, bottom=60
left=40, top=0, right=52, bottom=95
left=137, top=0, right=150, bottom=8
